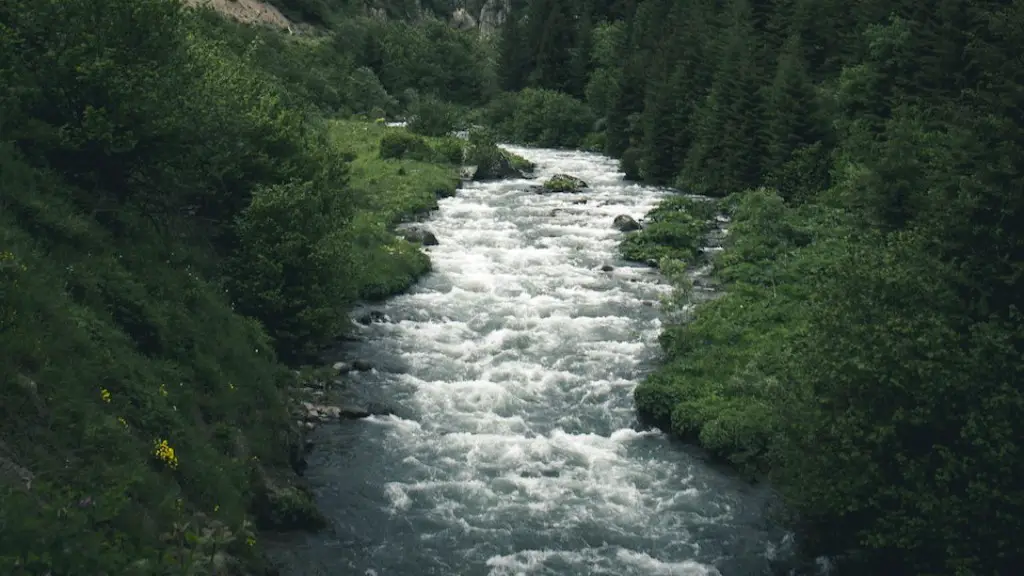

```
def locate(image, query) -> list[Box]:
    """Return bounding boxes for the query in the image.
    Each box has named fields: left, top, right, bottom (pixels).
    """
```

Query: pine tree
left=761, top=33, right=826, bottom=201
left=680, top=0, right=764, bottom=195
left=525, top=0, right=575, bottom=93
left=637, top=0, right=716, bottom=184
left=497, top=12, right=530, bottom=91
left=566, top=5, right=594, bottom=99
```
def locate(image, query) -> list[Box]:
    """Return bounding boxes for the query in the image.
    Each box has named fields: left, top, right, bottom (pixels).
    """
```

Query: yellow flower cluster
left=0, top=250, right=26, bottom=272
left=118, top=417, right=129, bottom=430
left=159, top=383, right=168, bottom=397
left=100, top=388, right=112, bottom=403
left=154, top=439, right=179, bottom=470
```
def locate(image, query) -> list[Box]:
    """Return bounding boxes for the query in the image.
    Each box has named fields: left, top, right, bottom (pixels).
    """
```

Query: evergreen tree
left=761, top=33, right=826, bottom=201
left=566, top=5, right=595, bottom=99
left=497, top=12, right=530, bottom=91
left=637, top=0, right=715, bottom=184
left=680, top=0, right=763, bottom=195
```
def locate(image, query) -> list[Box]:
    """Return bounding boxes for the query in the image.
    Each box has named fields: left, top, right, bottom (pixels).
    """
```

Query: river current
left=273, top=146, right=793, bottom=575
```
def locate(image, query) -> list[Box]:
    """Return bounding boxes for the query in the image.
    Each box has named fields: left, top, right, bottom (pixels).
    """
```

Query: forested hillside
left=4, top=0, right=1023, bottom=573
left=0, top=0, right=498, bottom=573
left=491, top=0, right=1024, bottom=574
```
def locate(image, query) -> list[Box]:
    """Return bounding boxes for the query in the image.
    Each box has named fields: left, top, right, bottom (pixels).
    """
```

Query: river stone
left=540, top=173, right=588, bottom=193
left=473, top=152, right=525, bottom=181
left=351, top=359, right=373, bottom=372
left=357, top=311, right=387, bottom=325
left=600, top=264, right=615, bottom=272
left=399, top=228, right=439, bottom=246
left=612, top=214, right=641, bottom=232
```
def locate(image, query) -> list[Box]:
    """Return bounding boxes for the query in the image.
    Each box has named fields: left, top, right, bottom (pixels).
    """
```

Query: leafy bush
left=619, top=196, right=717, bottom=266
left=408, top=95, right=458, bottom=137
left=433, top=136, right=466, bottom=165
left=226, top=175, right=357, bottom=363
left=380, top=130, right=434, bottom=161
left=633, top=188, right=819, bottom=475
left=346, top=66, right=400, bottom=117
left=482, top=88, right=595, bottom=148
left=619, top=147, right=643, bottom=180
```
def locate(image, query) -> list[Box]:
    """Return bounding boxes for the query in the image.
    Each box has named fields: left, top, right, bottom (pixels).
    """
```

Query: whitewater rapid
left=274, top=146, right=791, bottom=575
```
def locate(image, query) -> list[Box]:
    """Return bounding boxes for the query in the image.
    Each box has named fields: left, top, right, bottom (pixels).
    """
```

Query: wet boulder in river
left=612, top=215, right=641, bottom=232
left=540, top=174, right=588, bottom=193
left=399, top=227, right=439, bottom=246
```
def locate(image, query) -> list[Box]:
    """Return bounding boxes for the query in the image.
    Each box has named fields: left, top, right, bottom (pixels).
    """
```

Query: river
left=272, top=146, right=794, bottom=575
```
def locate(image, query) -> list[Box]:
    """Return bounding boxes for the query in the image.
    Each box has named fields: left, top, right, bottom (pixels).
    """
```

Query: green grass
left=326, top=120, right=460, bottom=300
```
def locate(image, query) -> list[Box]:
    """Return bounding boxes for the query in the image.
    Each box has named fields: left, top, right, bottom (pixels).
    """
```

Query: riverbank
left=269, top=144, right=793, bottom=576
left=0, top=0, right=494, bottom=570
left=628, top=189, right=815, bottom=476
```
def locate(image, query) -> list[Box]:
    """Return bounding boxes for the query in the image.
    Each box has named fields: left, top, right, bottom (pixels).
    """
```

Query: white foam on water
left=330, top=146, right=786, bottom=575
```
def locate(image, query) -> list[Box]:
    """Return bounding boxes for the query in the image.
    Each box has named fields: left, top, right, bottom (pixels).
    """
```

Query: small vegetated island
left=1, top=0, right=1021, bottom=574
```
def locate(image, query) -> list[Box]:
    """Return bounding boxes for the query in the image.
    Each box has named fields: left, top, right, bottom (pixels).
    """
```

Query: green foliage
left=0, top=0, right=467, bottom=572
left=618, top=147, right=642, bottom=181
left=619, top=196, right=716, bottom=266
left=482, top=88, right=595, bottom=149
left=380, top=130, right=434, bottom=161
left=226, top=175, right=357, bottom=363
left=408, top=95, right=459, bottom=137
left=353, top=17, right=494, bottom=107
left=432, top=136, right=467, bottom=165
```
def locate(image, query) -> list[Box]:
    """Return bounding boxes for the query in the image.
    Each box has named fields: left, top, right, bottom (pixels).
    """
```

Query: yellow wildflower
left=246, top=537, right=256, bottom=547
left=159, top=384, right=168, bottom=397
left=153, top=439, right=179, bottom=470
left=214, top=505, right=220, bottom=512
left=118, top=417, right=128, bottom=429
left=100, top=388, right=111, bottom=403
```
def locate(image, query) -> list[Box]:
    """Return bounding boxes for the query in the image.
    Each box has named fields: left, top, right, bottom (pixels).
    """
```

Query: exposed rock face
left=450, top=7, right=477, bottom=29
left=477, top=0, right=510, bottom=34
left=183, top=0, right=296, bottom=32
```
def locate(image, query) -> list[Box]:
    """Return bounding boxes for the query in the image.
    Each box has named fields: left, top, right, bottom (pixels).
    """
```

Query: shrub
left=408, top=95, right=457, bottom=137
left=379, top=131, right=433, bottom=161
left=481, top=88, right=595, bottom=148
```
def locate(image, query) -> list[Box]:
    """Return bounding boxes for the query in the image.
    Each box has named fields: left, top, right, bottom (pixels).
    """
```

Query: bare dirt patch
left=184, top=0, right=296, bottom=32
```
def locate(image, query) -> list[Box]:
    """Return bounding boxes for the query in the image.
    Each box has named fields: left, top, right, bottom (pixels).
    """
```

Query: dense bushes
left=478, top=88, right=595, bottom=148
left=0, top=0, right=465, bottom=573
left=618, top=196, right=717, bottom=266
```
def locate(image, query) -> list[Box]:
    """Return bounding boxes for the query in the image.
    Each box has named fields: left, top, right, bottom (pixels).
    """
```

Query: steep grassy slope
left=0, top=0, right=469, bottom=572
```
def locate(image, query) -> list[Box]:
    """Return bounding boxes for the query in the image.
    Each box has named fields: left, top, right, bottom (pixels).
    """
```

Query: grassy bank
left=632, top=189, right=824, bottom=475
left=327, top=120, right=460, bottom=301
left=0, top=1, right=466, bottom=573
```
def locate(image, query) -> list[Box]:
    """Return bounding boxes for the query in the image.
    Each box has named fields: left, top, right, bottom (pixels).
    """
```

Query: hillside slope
left=0, top=0, right=484, bottom=573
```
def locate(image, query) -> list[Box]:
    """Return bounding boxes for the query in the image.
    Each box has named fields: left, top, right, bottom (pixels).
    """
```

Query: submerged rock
left=351, top=359, right=374, bottom=372
left=357, top=311, right=387, bottom=325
